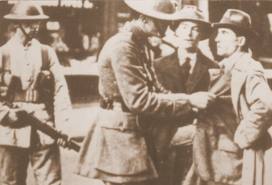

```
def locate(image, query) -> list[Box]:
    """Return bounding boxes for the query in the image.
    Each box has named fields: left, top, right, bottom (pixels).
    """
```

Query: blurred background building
left=1, top=0, right=272, bottom=62
left=0, top=0, right=272, bottom=102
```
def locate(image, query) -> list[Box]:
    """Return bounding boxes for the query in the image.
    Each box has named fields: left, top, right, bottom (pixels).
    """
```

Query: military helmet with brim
left=4, top=2, right=49, bottom=22
left=124, top=0, right=181, bottom=21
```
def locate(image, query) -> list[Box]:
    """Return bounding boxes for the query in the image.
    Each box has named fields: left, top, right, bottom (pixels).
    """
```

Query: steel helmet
left=4, top=2, right=49, bottom=21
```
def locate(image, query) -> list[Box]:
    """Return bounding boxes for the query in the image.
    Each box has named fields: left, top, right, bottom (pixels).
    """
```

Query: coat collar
left=169, top=50, right=212, bottom=93
left=122, top=20, right=148, bottom=47
left=186, top=51, right=211, bottom=93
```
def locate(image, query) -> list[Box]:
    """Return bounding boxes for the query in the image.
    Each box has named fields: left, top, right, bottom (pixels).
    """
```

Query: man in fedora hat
left=75, top=0, right=216, bottom=185
left=188, top=9, right=272, bottom=185
left=0, top=2, right=71, bottom=185
left=153, top=5, right=219, bottom=185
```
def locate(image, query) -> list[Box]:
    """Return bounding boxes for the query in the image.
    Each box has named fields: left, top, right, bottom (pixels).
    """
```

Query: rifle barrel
left=18, top=111, right=80, bottom=152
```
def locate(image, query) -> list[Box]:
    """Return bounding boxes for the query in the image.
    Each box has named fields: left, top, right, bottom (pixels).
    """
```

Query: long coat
left=191, top=52, right=272, bottom=185
left=75, top=21, right=194, bottom=184
left=153, top=51, right=218, bottom=185
left=231, top=53, right=272, bottom=185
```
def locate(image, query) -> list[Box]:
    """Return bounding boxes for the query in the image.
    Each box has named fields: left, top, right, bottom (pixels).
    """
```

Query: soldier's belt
left=13, top=89, right=40, bottom=102
left=100, top=97, right=130, bottom=112
left=98, top=108, right=140, bottom=131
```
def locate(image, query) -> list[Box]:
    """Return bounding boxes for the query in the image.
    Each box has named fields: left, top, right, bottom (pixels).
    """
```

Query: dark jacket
left=152, top=51, right=218, bottom=153
left=152, top=50, right=218, bottom=185
left=154, top=51, right=218, bottom=93
left=75, top=21, right=194, bottom=184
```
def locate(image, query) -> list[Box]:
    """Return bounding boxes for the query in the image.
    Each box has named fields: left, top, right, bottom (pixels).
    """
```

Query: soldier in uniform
left=75, top=0, right=215, bottom=185
left=0, top=2, right=71, bottom=185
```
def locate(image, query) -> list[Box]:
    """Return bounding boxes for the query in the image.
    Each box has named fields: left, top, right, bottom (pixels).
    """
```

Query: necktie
left=182, top=57, right=191, bottom=83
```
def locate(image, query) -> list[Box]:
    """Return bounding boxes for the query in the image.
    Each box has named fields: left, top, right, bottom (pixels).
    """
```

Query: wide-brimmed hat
left=212, top=9, right=257, bottom=39
left=124, top=0, right=181, bottom=21
left=4, top=2, right=49, bottom=21
left=175, top=5, right=211, bottom=40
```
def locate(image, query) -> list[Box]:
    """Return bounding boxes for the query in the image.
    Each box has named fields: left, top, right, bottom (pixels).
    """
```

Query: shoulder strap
left=41, top=45, right=50, bottom=71
left=1, top=48, right=11, bottom=73
left=0, top=48, right=12, bottom=86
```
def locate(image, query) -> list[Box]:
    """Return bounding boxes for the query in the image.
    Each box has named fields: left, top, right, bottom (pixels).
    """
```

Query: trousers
left=0, top=144, right=61, bottom=185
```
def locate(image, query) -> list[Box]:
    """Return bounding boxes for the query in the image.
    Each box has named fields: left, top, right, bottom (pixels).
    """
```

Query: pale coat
left=189, top=52, right=272, bottom=185
left=0, top=35, right=71, bottom=148
left=231, top=52, right=272, bottom=185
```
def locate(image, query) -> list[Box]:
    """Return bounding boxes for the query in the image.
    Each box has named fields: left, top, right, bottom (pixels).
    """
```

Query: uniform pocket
left=93, top=108, right=151, bottom=175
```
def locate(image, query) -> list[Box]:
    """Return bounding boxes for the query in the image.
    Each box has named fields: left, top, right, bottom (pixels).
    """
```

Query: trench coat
left=153, top=51, right=218, bottom=185
left=231, top=53, right=272, bottom=185
left=189, top=52, right=272, bottom=185
left=75, top=21, right=194, bottom=184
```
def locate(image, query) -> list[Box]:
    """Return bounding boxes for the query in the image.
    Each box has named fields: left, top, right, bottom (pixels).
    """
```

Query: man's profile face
left=20, top=21, right=41, bottom=39
left=215, top=27, right=240, bottom=57
left=175, top=21, right=201, bottom=49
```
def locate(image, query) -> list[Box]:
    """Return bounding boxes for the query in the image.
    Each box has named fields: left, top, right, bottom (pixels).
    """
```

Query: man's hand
left=5, top=108, right=28, bottom=128
left=7, top=108, right=21, bottom=123
left=0, top=86, right=8, bottom=97
left=57, top=138, right=68, bottom=148
left=188, top=92, right=216, bottom=110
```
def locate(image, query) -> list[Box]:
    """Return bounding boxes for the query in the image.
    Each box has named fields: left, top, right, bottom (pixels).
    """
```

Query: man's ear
left=237, top=36, right=246, bottom=47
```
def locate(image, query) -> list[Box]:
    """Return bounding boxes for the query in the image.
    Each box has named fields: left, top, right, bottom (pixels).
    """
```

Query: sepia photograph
left=0, top=0, right=272, bottom=185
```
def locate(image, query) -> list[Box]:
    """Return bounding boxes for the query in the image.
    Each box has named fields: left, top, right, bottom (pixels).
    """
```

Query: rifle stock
left=17, top=111, right=80, bottom=152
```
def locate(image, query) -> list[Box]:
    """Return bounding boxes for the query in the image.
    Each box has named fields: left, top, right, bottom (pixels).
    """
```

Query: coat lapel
left=230, top=55, right=248, bottom=115
left=154, top=53, right=186, bottom=92
left=186, top=53, right=209, bottom=93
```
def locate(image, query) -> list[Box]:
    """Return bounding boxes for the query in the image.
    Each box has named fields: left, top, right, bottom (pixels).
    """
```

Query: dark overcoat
left=75, top=21, right=194, bottom=184
left=153, top=51, right=218, bottom=185
left=154, top=51, right=218, bottom=94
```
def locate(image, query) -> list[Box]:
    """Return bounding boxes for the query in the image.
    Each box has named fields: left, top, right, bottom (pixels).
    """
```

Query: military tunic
left=75, top=21, right=194, bottom=184
left=0, top=34, right=71, bottom=185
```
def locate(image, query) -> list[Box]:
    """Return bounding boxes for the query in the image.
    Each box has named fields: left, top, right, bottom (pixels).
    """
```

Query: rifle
left=16, top=110, right=80, bottom=152
left=1, top=75, right=80, bottom=152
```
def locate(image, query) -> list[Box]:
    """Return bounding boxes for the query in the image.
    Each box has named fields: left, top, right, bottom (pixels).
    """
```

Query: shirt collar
left=177, top=48, right=198, bottom=73
left=219, top=51, right=248, bottom=73
left=9, top=33, right=38, bottom=50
